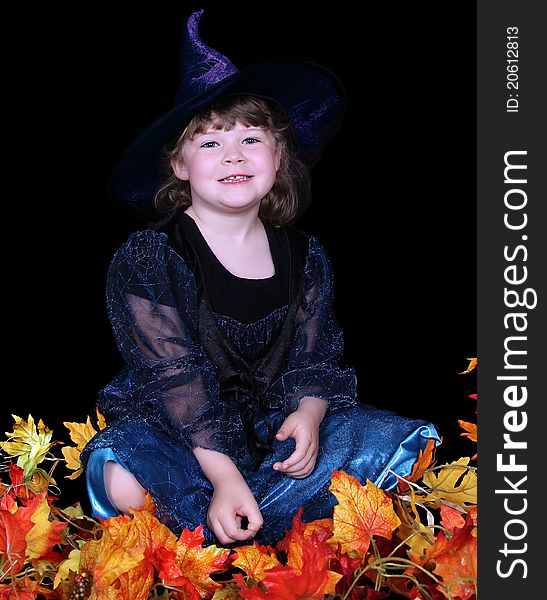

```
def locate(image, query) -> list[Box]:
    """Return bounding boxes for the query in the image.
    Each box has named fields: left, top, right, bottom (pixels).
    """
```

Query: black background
left=2, top=2, right=476, bottom=508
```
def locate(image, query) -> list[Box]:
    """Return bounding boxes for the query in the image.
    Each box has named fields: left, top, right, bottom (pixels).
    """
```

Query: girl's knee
left=104, top=460, right=147, bottom=514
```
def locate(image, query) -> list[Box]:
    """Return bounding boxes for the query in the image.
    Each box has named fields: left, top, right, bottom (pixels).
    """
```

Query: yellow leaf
left=231, top=542, right=280, bottom=582
left=328, top=471, right=401, bottom=556
left=62, top=410, right=107, bottom=478
left=422, top=458, right=477, bottom=508
left=174, top=527, right=231, bottom=597
left=394, top=492, right=435, bottom=561
left=63, top=416, right=99, bottom=451
left=25, top=492, right=68, bottom=560
left=62, top=445, right=82, bottom=471
left=54, top=548, right=81, bottom=589
left=96, top=407, right=107, bottom=430
left=1, top=414, right=59, bottom=477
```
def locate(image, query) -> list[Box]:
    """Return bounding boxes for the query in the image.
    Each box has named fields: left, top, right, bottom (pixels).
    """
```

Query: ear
left=171, top=156, right=189, bottom=181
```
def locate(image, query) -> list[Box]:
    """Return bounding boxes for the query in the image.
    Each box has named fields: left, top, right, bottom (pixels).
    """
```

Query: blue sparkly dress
left=80, top=209, right=440, bottom=546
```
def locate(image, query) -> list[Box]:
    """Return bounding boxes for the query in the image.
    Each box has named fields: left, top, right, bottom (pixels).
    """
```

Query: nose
left=222, top=142, right=246, bottom=164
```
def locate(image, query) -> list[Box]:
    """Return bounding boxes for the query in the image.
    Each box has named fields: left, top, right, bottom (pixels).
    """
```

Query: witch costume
left=80, top=9, right=440, bottom=546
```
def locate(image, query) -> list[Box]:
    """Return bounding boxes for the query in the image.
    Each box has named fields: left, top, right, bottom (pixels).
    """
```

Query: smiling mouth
left=218, top=175, right=253, bottom=183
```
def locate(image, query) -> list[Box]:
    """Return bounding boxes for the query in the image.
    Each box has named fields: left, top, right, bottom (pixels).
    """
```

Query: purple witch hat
left=109, top=9, right=346, bottom=220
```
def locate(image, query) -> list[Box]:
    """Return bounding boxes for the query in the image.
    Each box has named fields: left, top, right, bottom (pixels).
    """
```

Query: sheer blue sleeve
left=101, top=229, right=227, bottom=453
left=267, top=236, right=358, bottom=416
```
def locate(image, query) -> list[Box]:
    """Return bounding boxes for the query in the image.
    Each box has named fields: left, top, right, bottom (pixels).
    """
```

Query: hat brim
left=108, top=59, right=346, bottom=220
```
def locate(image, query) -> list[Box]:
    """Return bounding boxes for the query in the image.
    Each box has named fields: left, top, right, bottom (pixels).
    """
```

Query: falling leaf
left=398, top=438, right=437, bottom=493
left=231, top=542, right=281, bottom=582
left=422, top=458, right=477, bottom=508
left=458, top=358, right=477, bottom=375
left=1, top=415, right=60, bottom=478
left=329, top=472, right=401, bottom=556
left=458, top=421, right=477, bottom=444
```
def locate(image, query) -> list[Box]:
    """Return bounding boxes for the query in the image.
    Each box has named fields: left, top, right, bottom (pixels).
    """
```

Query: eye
left=242, top=137, right=260, bottom=144
left=200, top=141, right=219, bottom=148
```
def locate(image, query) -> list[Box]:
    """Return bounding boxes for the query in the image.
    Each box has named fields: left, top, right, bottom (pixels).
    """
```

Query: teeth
left=220, top=175, right=250, bottom=182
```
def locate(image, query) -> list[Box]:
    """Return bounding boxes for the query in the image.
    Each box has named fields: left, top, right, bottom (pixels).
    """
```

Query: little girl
left=80, top=9, right=440, bottom=546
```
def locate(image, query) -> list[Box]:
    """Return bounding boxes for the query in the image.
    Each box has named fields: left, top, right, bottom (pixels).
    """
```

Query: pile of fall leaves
left=0, top=360, right=477, bottom=600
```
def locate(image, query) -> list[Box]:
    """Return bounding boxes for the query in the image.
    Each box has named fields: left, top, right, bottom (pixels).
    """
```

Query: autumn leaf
left=422, top=458, right=477, bottom=508
left=439, top=505, right=466, bottom=533
left=458, top=421, right=477, bottom=461
left=0, top=498, right=34, bottom=578
left=458, top=358, right=477, bottom=375
left=89, top=526, right=147, bottom=592
left=101, top=563, right=156, bottom=600
left=79, top=502, right=181, bottom=598
left=239, top=540, right=341, bottom=599
left=397, top=438, right=437, bottom=493
left=62, top=408, right=107, bottom=479
left=424, top=513, right=477, bottom=600
left=0, top=573, right=59, bottom=599
left=303, top=518, right=333, bottom=542
left=1, top=415, right=60, bottom=478
left=329, top=471, right=401, bottom=556
left=458, top=421, right=477, bottom=444
left=169, top=525, right=231, bottom=597
left=24, top=491, right=68, bottom=560
left=393, top=492, right=435, bottom=561
left=53, top=547, right=81, bottom=589
left=231, top=542, right=281, bottom=582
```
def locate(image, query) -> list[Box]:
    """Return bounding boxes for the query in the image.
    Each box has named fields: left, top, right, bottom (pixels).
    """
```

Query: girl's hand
left=207, top=477, right=264, bottom=545
left=273, top=397, right=328, bottom=479
left=192, top=448, right=263, bottom=545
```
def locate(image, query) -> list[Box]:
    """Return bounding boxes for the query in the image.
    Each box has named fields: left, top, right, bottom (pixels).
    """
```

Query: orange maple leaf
left=279, top=508, right=336, bottom=572
left=303, top=518, right=333, bottom=542
left=458, top=420, right=477, bottom=461
left=439, top=505, right=466, bottom=533
left=231, top=541, right=281, bottom=582
left=239, top=540, right=341, bottom=599
left=398, top=438, right=437, bottom=492
left=458, top=421, right=477, bottom=444
left=169, top=525, right=231, bottom=597
left=0, top=573, right=59, bottom=599
left=423, top=513, right=477, bottom=600
left=24, top=491, right=68, bottom=560
left=0, top=498, right=34, bottom=579
left=80, top=503, right=178, bottom=598
left=329, top=471, right=401, bottom=556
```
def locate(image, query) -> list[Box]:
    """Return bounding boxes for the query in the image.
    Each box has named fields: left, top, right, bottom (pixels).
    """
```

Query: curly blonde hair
left=153, top=95, right=311, bottom=225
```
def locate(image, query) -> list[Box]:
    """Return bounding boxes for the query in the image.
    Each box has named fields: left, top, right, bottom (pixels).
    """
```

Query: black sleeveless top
left=178, top=212, right=290, bottom=324
left=153, top=207, right=310, bottom=469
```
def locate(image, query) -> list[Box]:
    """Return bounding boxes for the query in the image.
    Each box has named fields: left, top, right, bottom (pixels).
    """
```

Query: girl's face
left=172, top=120, right=281, bottom=215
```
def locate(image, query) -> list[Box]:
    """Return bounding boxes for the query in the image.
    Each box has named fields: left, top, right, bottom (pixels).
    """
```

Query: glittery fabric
left=80, top=229, right=440, bottom=545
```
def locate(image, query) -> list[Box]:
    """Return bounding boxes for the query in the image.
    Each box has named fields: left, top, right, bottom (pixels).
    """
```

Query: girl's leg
left=104, top=460, right=147, bottom=514
left=249, top=405, right=440, bottom=545
left=83, top=417, right=216, bottom=543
